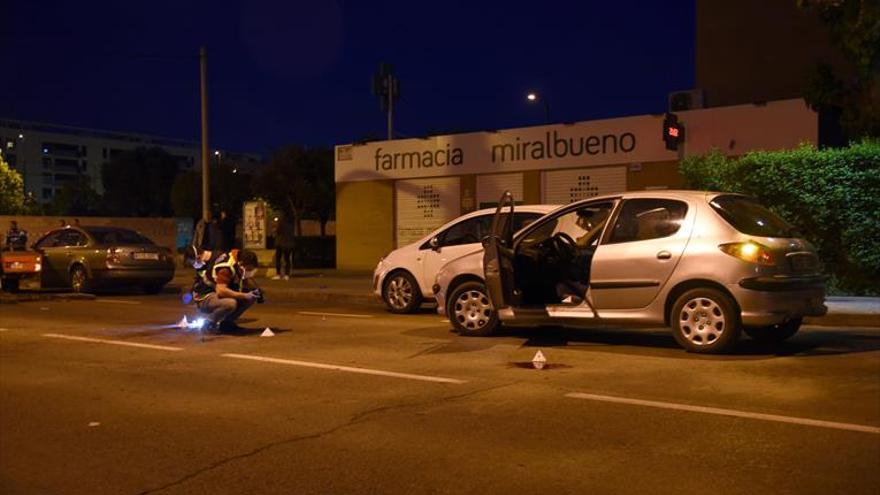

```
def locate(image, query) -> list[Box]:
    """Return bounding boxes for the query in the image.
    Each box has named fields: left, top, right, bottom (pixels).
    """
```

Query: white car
left=374, top=205, right=558, bottom=313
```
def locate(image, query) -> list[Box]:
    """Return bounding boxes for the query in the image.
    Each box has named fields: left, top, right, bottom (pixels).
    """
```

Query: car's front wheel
left=69, top=265, right=91, bottom=293
left=447, top=281, right=499, bottom=337
left=382, top=271, right=422, bottom=313
left=744, top=318, right=802, bottom=344
left=670, top=288, right=741, bottom=353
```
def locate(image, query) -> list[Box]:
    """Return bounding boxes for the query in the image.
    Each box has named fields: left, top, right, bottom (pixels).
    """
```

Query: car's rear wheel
left=447, top=281, right=499, bottom=337
left=382, top=271, right=422, bottom=313
left=670, top=288, right=741, bottom=353
left=744, top=318, right=802, bottom=344
left=69, top=265, right=91, bottom=293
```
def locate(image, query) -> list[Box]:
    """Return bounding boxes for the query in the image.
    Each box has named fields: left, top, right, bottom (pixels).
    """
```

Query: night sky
left=2, top=0, right=694, bottom=155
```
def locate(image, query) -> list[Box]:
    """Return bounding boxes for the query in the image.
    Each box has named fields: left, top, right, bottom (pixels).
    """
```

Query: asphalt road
left=1, top=291, right=878, bottom=494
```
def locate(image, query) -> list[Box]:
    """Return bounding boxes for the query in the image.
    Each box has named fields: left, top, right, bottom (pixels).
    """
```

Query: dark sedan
left=32, top=226, right=175, bottom=293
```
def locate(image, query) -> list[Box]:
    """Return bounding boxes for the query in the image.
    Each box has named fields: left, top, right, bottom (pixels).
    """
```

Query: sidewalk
left=171, top=270, right=880, bottom=328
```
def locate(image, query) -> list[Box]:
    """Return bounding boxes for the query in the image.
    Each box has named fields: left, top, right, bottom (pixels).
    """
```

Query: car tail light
left=719, top=241, right=776, bottom=266
left=34, top=262, right=41, bottom=272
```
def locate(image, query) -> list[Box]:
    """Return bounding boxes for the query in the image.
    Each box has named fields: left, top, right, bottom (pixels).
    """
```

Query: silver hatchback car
left=434, top=190, right=827, bottom=354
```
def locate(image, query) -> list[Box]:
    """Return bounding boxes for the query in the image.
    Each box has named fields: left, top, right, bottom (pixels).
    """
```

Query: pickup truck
left=0, top=250, right=42, bottom=292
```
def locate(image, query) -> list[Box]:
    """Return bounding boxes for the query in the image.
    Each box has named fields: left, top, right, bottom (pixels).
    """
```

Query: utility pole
left=372, top=63, right=400, bottom=140
left=200, top=46, right=211, bottom=222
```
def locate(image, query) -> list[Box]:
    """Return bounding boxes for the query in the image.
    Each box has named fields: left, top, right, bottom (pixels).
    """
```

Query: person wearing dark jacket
left=272, top=217, right=296, bottom=280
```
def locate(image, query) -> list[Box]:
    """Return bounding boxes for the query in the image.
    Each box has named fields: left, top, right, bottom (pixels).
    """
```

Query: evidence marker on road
left=532, top=350, right=547, bottom=370
left=261, top=327, right=275, bottom=337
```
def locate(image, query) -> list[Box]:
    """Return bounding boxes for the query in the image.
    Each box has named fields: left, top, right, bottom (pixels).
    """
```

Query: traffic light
left=663, top=113, right=684, bottom=151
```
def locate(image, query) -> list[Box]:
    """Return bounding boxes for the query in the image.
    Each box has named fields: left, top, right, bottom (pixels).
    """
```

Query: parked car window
left=512, top=212, right=543, bottom=232
left=518, top=202, right=614, bottom=249
left=86, top=228, right=154, bottom=245
left=58, top=230, right=87, bottom=247
left=35, top=231, right=64, bottom=249
left=709, top=195, right=799, bottom=238
left=441, top=217, right=485, bottom=247
left=607, top=199, right=688, bottom=244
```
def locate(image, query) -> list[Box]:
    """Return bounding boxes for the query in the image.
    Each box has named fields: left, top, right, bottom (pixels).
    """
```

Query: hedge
left=679, top=141, right=880, bottom=296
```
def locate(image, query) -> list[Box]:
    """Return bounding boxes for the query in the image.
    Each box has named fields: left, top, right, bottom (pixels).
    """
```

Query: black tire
left=143, top=283, right=165, bottom=295
left=446, top=281, right=499, bottom=337
left=744, top=318, right=802, bottom=344
left=2, top=277, right=19, bottom=293
left=670, top=288, right=741, bottom=354
left=69, top=265, right=91, bottom=293
left=382, top=271, right=422, bottom=314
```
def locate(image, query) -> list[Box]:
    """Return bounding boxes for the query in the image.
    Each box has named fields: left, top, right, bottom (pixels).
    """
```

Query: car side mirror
left=429, top=236, right=441, bottom=251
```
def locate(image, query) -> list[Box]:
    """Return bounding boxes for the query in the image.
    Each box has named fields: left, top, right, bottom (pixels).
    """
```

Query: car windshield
left=709, top=195, right=799, bottom=238
left=85, top=228, right=154, bottom=245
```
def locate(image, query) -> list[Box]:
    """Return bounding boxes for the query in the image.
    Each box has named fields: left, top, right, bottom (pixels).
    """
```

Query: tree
left=0, top=153, right=26, bottom=215
left=253, top=146, right=334, bottom=235
left=48, top=178, right=102, bottom=216
left=800, top=0, right=880, bottom=141
left=170, top=162, right=254, bottom=221
left=101, top=147, right=180, bottom=216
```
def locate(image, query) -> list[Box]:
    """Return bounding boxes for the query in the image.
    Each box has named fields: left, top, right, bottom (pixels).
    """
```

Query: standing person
left=192, top=216, right=222, bottom=253
left=219, top=210, right=236, bottom=250
left=272, top=215, right=296, bottom=280
left=5, top=220, right=28, bottom=251
left=59, top=219, right=68, bottom=227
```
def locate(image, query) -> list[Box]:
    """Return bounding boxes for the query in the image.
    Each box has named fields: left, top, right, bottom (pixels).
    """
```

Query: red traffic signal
left=663, top=113, right=684, bottom=151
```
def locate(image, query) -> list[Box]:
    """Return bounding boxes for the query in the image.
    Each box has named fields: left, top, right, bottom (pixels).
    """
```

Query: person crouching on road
left=196, top=249, right=261, bottom=332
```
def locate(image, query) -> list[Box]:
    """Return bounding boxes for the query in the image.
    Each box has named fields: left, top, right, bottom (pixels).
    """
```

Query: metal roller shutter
left=395, top=177, right=461, bottom=248
left=476, top=173, right=524, bottom=208
left=541, top=166, right=626, bottom=204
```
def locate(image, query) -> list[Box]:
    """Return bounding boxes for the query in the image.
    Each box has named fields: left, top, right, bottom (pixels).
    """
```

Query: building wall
left=0, top=120, right=201, bottom=203
left=335, top=180, right=394, bottom=271
left=335, top=99, right=818, bottom=270
left=695, top=0, right=849, bottom=107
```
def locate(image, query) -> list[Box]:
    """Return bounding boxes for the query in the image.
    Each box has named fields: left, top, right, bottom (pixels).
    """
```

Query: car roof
left=550, top=189, right=738, bottom=206
left=461, top=204, right=559, bottom=218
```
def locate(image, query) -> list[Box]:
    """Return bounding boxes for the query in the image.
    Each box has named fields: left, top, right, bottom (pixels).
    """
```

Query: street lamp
left=526, top=91, right=550, bottom=123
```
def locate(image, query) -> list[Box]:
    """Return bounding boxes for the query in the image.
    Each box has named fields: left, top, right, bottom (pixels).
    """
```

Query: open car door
left=482, top=191, right=517, bottom=312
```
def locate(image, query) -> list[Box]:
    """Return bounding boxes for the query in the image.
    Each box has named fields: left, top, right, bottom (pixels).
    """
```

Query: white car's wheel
left=670, top=288, right=741, bottom=353
left=447, top=281, right=499, bottom=337
left=382, top=271, right=422, bottom=314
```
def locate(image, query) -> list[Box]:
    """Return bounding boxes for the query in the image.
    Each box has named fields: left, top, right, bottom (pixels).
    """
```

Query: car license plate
left=9, top=261, right=23, bottom=269
left=134, top=253, right=159, bottom=260
left=789, top=254, right=815, bottom=272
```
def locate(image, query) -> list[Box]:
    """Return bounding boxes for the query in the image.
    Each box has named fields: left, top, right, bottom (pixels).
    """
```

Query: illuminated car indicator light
left=34, top=263, right=41, bottom=272
left=718, top=241, right=776, bottom=266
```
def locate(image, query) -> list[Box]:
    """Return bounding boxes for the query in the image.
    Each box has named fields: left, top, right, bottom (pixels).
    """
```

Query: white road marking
left=440, top=319, right=449, bottom=323
left=298, top=311, right=373, bottom=319
left=42, top=333, right=183, bottom=352
left=223, top=353, right=466, bottom=384
left=95, top=299, right=142, bottom=305
left=566, top=392, right=880, bottom=435
left=0, top=328, right=9, bottom=332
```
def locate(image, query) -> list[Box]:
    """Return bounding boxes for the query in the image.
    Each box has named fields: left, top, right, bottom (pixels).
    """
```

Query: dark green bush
left=680, top=141, right=880, bottom=296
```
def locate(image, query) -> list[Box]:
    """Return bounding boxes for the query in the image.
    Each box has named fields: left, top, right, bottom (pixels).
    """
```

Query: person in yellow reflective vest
left=191, top=248, right=261, bottom=332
